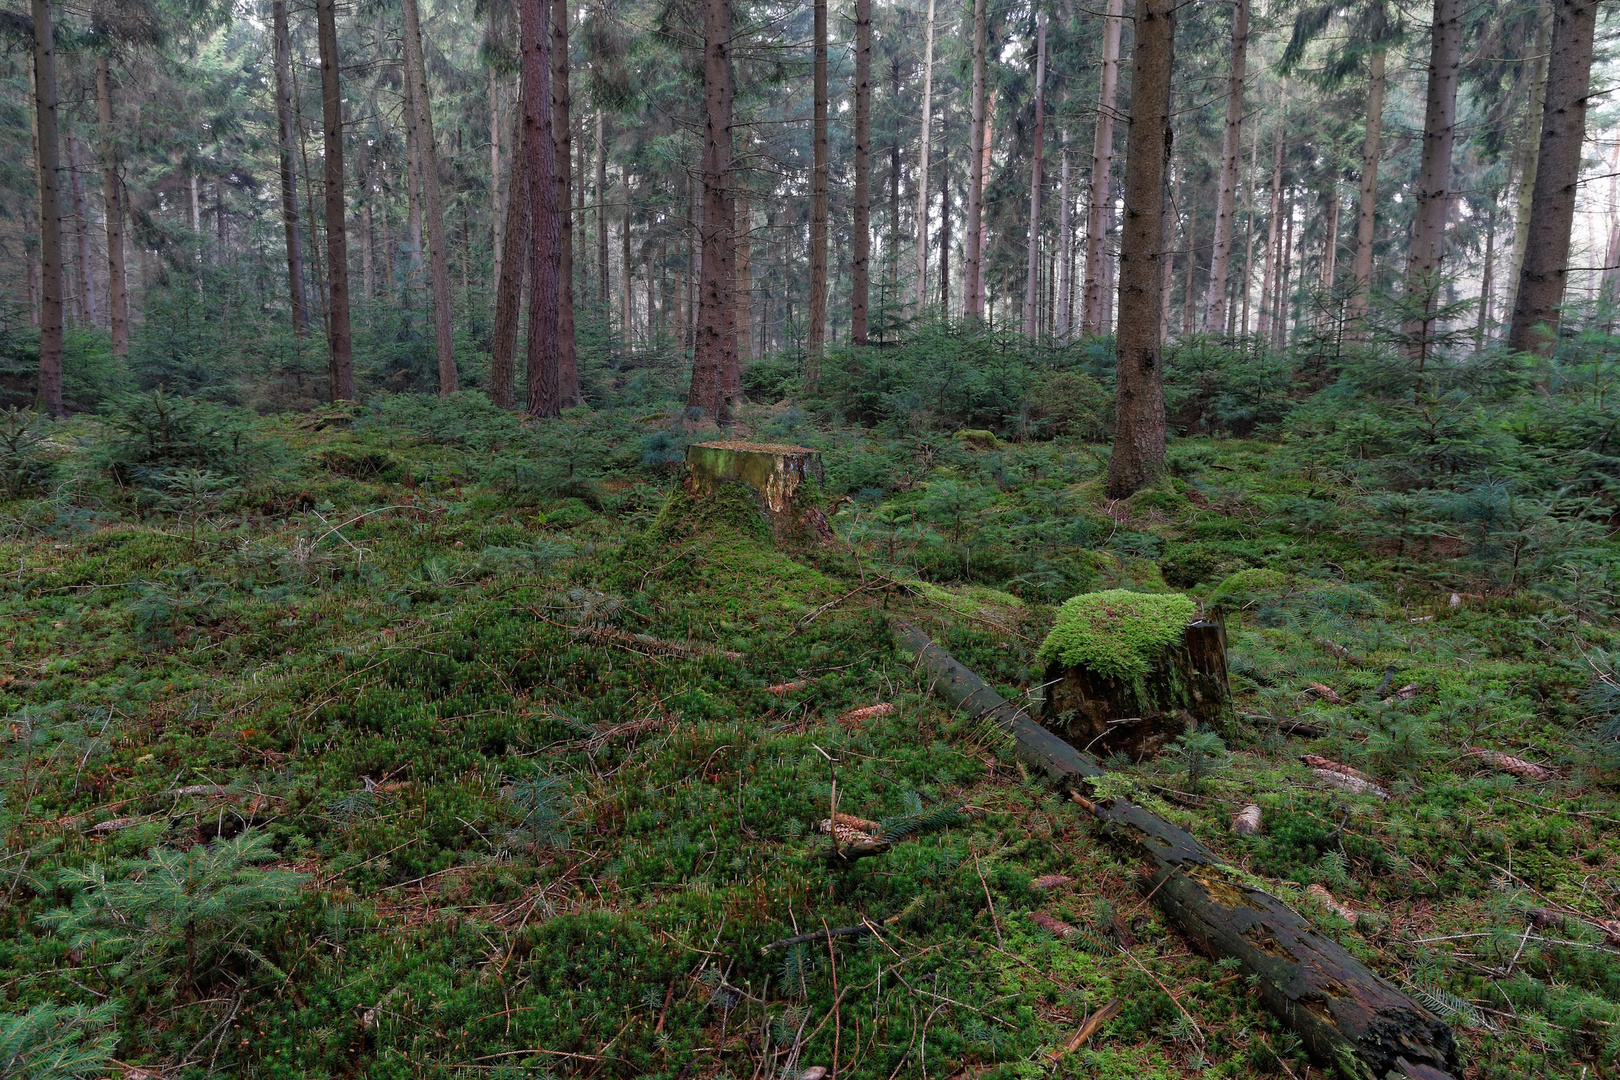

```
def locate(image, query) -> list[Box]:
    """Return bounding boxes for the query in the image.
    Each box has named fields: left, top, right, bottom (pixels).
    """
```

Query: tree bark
left=95, top=56, right=130, bottom=358
left=1510, top=0, right=1553, bottom=301
left=895, top=623, right=1462, bottom=1080
left=687, top=0, right=737, bottom=421
left=912, top=0, right=937, bottom=311
left=1203, top=0, right=1248, bottom=333
left=889, top=56, right=902, bottom=316
left=963, top=0, right=987, bottom=318
left=31, top=0, right=63, bottom=416
left=271, top=0, right=310, bottom=339
left=316, top=0, right=355, bottom=400
left=1181, top=183, right=1197, bottom=337
left=597, top=109, right=608, bottom=304
left=1257, top=124, right=1284, bottom=341
left=850, top=0, right=871, bottom=345
left=490, top=68, right=505, bottom=297
left=492, top=102, right=528, bottom=410
left=1105, top=0, right=1174, bottom=499
left=938, top=126, right=951, bottom=310
left=1508, top=0, right=1598, bottom=355
left=1023, top=9, right=1047, bottom=339
left=523, top=0, right=563, bottom=417
left=1240, top=119, right=1259, bottom=334
left=551, top=0, right=580, bottom=405
left=1082, top=0, right=1124, bottom=335
left=401, top=0, right=457, bottom=395
left=1056, top=134, right=1072, bottom=340
left=67, top=133, right=96, bottom=327
left=1476, top=207, right=1495, bottom=349
left=1401, top=0, right=1462, bottom=369
left=736, top=185, right=752, bottom=363
left=805, top=0, right=829, bottom=382
left=1345, top=48, right=1385, bottom=340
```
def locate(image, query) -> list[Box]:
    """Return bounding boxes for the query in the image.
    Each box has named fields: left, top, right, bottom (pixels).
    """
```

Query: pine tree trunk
left=1082, top=0, right=1124, bottom=335
left=976, top=92, right=994, bottom=316
left=597, top=109, right=608, bottom=304
left=1508, top=0, right=1598, bottom=355
left=848, top=0, right=871, bottom=345
left=963, top=0, right=987, bottom=318
left=401, top=0, right=457, bottom=395
left=1257, top=125, right=1284, bottom=340
left=67, top=133, right=96, bottom=326
left=1476, top=208, right=1495, bottom=349
left=1202, top=0, right=1247, bottom=333
left=688, top=0, right=737, bottom=420
left=490, top=68, right=504, bottom=295
left=271, top=0, right=309, bottom=339
left=1510, top=0, right=1553, bottom=298
left=1056, top=135, right=1072, bottom=340
left=912, top=0, right=937, bottom=311
left=551, top=0, right=580, bottom=405
left=1105, top=0, right=1174, bottom=499
left=315, top=0, right=355, bottom=399
left=492, top=101, right=528, bottom=410
left=621, top=170, right=632, bottom=339
left=31, top=0, right=63, bottom=416
left=1402, top=0, right=1463, bottom=369
left=1345, top=48, right=1385, bottom=339
left=361, top=199, right=374, bottom=301
left=95, top=57, right=129, bottom=357
left=1277, top=188, right=1295, bottom=348
left=1023, top=10, right=1047, bottom=339
left=523, top=0, right=563, bottom=417
left=804, top=0, right=829, bottom=384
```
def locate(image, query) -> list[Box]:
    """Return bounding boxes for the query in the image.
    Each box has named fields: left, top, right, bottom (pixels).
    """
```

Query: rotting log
left=893, top=621, right=1460, bottom=1080
left=683, top=440, right=829, bottom=539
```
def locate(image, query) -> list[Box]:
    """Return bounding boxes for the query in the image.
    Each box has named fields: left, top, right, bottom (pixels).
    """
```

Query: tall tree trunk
left=1023, top=9, right=1047, bottom=338
left=401, top=0, right=457, bottom=394
left=1105, top=0, right=1174, bottom=499
left=95, top=56, right=129, bottom=357
left=736, top=186, right=752, bottom=363
left=805, top=0, right=829, bottom=380
left=1203, top=0, right=1248, bottom=332
left=850, top=0, right=871, bottom=345
left=492, top=102, right=528, bottom=410
left=1510, top=0, right=1553, bottom=297
left=490, top=69, right=504, bottom=296
left=912, top=0, right=937, bottom=310
left=939, top=128, right=951, bottom=309
left=552, top=0, right=580, bottom=405
left=1240, top=119, right=1259, bottom=334
left=597, top=109, right=608, bottom=304
left=1508, top=0, right=1598, bottom=355
left=1402, top=0, right=1462, bottom=369
left=1476, top=207, right=1495, bottom=349
left=889, top=56, right=902, bottom=316
left=67, top=133, right=96, bottom=327
left=1082, top=0, right=1124, bottom=334
left=1160, top=178, right=1176, bottom=341
left=361, top=200, right=374, bottom=301
left=963, top=0, right=987, bottom=317
left=271, top=0, right=310, bottom=339
left=189, top=172, right=201, bottom=234
left=1277, top=188, right=1294, bottom=348
left=621, top=171, right=631, bottom=340
left=1181, top=183, right=1197, bottom=337
left=31, top=0, right=63, bottom=416
left=1345, top=48, right=1385, bottom=338
left=1257, top=125, right=1284, bottom=340
left=1320, top=179, right=1340, bottom=303
left=523, top=0, right=563, bottom=417
left=688, top=0, right=737, bottom=419
left=1056, top=134, right=1072, bottom=340
left=976, top=92, right=994, bottom=315
left=316, top=0, right=355, bottom=399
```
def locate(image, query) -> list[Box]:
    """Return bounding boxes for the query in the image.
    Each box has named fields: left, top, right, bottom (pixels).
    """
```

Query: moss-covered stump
left=1037, top=589, right=1231, bottom=760
left=683, top=440, right=827, bottom=540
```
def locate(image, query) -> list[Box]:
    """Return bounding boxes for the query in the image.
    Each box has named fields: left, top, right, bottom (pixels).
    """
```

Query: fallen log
left=893, top=621, right=1459, bottom=1080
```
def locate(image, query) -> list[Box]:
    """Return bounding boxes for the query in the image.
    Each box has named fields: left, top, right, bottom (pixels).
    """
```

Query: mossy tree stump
left=683, top=441, right=827, bottom=539
left=1037, top=590, right=1232, bottom=760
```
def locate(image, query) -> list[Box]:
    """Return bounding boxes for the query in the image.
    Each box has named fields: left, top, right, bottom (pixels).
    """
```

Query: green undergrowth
left=0, top=390, right=1616, bottom=1078
left=1037, top=590, right=1198, bottom=678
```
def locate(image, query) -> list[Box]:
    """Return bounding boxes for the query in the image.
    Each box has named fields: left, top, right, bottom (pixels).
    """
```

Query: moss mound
left=1211, top=567, right=1290, bottom=601
left=1037, top=589, right=1196, bottom=679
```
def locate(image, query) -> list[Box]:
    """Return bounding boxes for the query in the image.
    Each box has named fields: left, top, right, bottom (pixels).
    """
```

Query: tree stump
left=1037, top=591, right=1231, bottom=760
left=683, top=440, right=827, bottom=538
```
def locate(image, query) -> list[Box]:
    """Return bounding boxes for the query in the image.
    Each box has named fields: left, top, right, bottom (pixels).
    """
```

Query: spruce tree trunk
left=523, top=0, right=563, bottom=417
left=492, top=103, right=527, bottom=410
left=1240, top=120, right=1259, bottom=334
left=1104, top=0, right=1174, bottom=499
left=912, top=0, right=937, bottom=311
left=688, top=0, right=737, bottom=421
left=551, top=0, right=581, bottom=405
left=1056, top=135, right=1072, bottom=340
left=889, top=57, right=902, bottom=313
left=67, top=133, right=96, bottom=327
left=1023, top=10, right=1047, bottom=339
left=490, top=68, right=504, bottom=296
left=271, top=0, right=310, bottom=339
left=963, top=0, right=987, bottom=318
left=850, top=0, right=871, bottom=345
left=805, top=0, right=829, bottom=382
left=1510, top=0, right=1553, bottom=298
left=736, top=185, right=752, bottom=363
left=597, top=109, right=608, bottom=304
left=1203, top=0, right=1247, bottom=333
left=1476, top=208, right=1495, bottom=349
left=938, top=130, right=951, bottom=309
left=1181, top=183, right=1197, bottom=337
left=1082, top=0, right=1124, bottom=335
left=1320, top=179, right=1340, bottom=315
left=1508, top=0, right=1598, bottom=355
left=401, top=0, right=457, bottom=395
left=1257, top=125, right=1284, bottom=340
left=31, top=0, right=63, bottom=416
left=1402, top=0, right=1462, bottom=370
left=316, top=0, right=355, bottom=399
left=95, top=56, right=129, bottom=357
left=1345, top=48, right=1385, bottom=339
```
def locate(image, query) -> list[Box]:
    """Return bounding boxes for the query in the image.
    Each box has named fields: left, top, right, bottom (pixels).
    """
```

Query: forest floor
left=2, top=394, right=1617, bottom=1079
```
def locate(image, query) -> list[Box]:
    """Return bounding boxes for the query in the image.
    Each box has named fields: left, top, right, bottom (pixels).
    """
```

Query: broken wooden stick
left=1051, top=1000, right=1122, bottom=1059
left=1302, top=755, right=1391, bottom=800
left=1305, top=683, right=1343, bottom=705
left=1306, top=884, right=1358, bottom=924
left=893, top=621, right=1458, bottom=1080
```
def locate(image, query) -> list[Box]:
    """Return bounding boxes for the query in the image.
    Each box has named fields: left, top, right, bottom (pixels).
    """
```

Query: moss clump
left=1037, top=589, right=1196, bottom=679
left=1212, top=567, right=1290, bottom=601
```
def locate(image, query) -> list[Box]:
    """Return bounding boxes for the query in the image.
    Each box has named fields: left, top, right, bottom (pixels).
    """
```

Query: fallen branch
left=1051, top=1000, right=1121, bottom=1059
left=1303, top=755, right=1390, bottom=800
left=1305, top=884, right=1357, bottom=924
left=893, top=621, right=1458, bottom=1080
left=760, top=924, right=874, bottom=953
left=1314, top=637, right=1365, bottom=666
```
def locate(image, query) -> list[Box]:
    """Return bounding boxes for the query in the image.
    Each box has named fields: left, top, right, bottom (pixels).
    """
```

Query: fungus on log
left=682, top=440, right=828, bottom=539
left=892, top=621, right=1460, bottom=1080
left=1037, top=590, right=1232, bottom=760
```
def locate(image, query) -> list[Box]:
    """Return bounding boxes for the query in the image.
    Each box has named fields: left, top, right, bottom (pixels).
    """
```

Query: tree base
left=683, top=440, right=827, bottom=540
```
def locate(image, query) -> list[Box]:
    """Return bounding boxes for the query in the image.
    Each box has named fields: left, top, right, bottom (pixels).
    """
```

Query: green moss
left=917, top=581, right=1024, bottom=620
left=1037, top=589, right=1196, bottom=678
left=1212, top=567, right=1290, bottom=602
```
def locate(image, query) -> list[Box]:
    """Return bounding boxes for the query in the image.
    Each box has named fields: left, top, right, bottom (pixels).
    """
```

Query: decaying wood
left=819, top=812, right=882, bottom=834
left=1053, top=999, right=1122, bottom=1058
left=1306, top=884, right=1358, bottom=924
left=1464, top=747, right=1553, bottom=782
left=760, top=924, right=874, bottom=953
left=683, top=441, right=827, bottom=538
left=1232, top=804, right=1262, bottom=835
left=1314, top=637, right=1365, bottom=666
left=1278, top=718, right=1326, bottom=738
left=894, top=621, right=1459, bottom=1080
left=1305, top=682, right=1343, bottom=704
left=1383, top=684, right=1420, bottom=705
left=1302, top=755, right=1390, bottom=800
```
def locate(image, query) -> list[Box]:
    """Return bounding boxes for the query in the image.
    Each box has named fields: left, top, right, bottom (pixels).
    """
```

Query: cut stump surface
left=683, top=441, right=826, bottom=536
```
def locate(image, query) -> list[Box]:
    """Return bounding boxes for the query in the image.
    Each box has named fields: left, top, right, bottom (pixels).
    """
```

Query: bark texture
left=1203, top=0, right=1248, bottom=333
left=271, top=0, right=309, bottom=339
left=315, top=0, right=354, bottom=400
left=1023, top=10, right=1047, bottom=339
left=401, top=0, right=457, bottom=395
left=963, top=0, right=987, bottom=318
left=1507, top=0, right=1598, bottom=355
left=491, top=106, right=527, bottom=410
left=1104, top=0, right=1174, bottom=499
left=1257, top=124, right=1284, bottom=340
left=95, top=56, right=129, bottom=358
left=1057, top=138, right=1072, bottom=340
left=1345, top=49, right=1385, bottom=338
left=552, top=0, right=581, bottom=404
left=913, top=0, right=936, bottom=311
left=1401, top=0, right=1462, bottom=367
left=1081, top=0, right=1124, bottom=335
left=67, top=133, right=95, bottom=327
left=523, top=0, right=563, bottom=417
left=687, top=0, right=737, bottom=421
left=805, top=0, right=829, bottom=377
left=31, top=0, right=63, bottom=416
left=850, top=0, right=871, bottom=345
left=1510, top=0, right=1553, bottom=298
